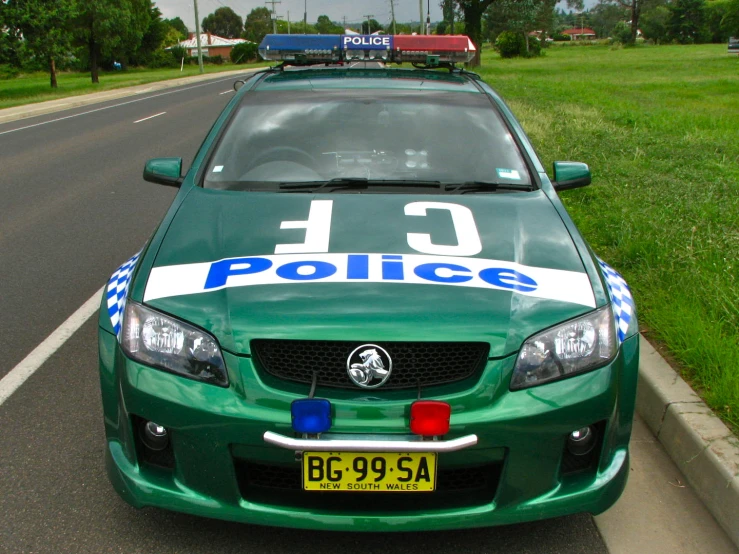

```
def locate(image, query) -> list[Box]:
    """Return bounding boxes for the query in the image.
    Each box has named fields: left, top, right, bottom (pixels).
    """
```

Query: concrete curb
left=636, top=335, right=739, bottom=548
left=0, top=67, right=263, bottom=125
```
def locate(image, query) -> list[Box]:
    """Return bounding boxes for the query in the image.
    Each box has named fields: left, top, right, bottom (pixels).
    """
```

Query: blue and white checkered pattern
left=107, top=252, right=141, bottom=336
left=597, top=258, right=634, bottom=343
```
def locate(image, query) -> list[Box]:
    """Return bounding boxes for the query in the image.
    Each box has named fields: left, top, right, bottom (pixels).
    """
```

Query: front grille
left=251, top=340, right=489, bottom=390
left=235, top=460, right=502, bottom=511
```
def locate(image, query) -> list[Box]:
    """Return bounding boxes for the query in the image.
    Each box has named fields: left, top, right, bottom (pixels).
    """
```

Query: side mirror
left=553, top=161, right=591, bottom=191
left=143, top=157, right=183, bottom=187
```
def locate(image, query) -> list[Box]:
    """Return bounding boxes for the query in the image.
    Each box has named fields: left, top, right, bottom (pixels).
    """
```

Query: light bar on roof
left=258, top=34, right=341, bottom=62
left=258, top=34, right=476, bottom=64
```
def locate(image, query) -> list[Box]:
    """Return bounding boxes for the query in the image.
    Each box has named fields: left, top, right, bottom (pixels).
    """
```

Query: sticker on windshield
left=212, top=165, right=224, bottom=173
left=496, top=168, right=521, bottom=180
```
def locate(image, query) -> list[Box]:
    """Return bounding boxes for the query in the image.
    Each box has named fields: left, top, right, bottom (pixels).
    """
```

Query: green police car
left=98, top=34, right=639, bottom=531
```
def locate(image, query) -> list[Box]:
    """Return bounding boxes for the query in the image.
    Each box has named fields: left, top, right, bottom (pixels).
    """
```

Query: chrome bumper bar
left=263, top=431, right=478, bottom=453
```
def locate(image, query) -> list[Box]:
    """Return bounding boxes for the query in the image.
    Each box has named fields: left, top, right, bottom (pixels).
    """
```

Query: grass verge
left=476, top=44, right=739, bottom=430
left=0, top=62, right=271, bottom=110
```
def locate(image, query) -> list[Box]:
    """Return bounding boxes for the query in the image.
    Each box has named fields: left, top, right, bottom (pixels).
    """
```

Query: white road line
left=134, top=111, right=166, bottom=123
left=0, top=74, right=250, bottom=137
left=219, top=90, right=235, bottom=95
left=0, top=287, right=104, bottom=407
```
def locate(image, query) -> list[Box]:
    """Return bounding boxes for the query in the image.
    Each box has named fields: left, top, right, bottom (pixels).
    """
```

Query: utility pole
left=265, top=0, right=281, bottom=34
left=287, top=11, right=291, bottom=34
left=419, top=0, right=424, bottom=34
left=304, top=0, right=307, bottom=34
left=363, top=14, right=374, bottom=34
left=342, top=16, right=348, bottom=30
left=426, top=0, right=431, bottom=34
left=193, top=0, right=204, bottom=73
left=389, top=0, right=396, bottom=35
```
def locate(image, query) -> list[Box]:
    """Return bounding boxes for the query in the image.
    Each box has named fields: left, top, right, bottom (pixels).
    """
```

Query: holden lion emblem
left=347, top=344, right=392, bottom=389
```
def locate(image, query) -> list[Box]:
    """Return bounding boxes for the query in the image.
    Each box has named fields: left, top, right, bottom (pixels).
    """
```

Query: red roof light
left=410, top=401, right=451, bottom=436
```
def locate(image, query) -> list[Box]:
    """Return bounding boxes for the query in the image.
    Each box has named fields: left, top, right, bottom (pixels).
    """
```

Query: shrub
left=496, top=31, right=526, bottom=58
left=209, top=54, right=224, bottom=65
left=0, top=64, right=19, bottom=80
left=230, top=42, right=258, bottom=64
left=147, top=49, right=179, bottom=69
left=170, top=45, right=187, bottom=62
left=612, top=21, right=633, bottom=44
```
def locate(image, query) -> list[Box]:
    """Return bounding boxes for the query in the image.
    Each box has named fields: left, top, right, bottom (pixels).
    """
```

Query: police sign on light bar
left=258, top=34, right=476, bottom=64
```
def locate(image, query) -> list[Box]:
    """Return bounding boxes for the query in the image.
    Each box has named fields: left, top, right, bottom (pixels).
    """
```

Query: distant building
left=169, top=33, right=251, bottom=58
left=562, top=28, right=597, bottom=40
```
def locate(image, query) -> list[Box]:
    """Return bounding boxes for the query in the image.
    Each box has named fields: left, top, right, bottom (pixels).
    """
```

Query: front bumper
left=99, top=329, right=639, bottom=531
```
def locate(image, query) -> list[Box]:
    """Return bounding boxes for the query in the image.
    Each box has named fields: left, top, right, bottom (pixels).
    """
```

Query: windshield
left=203, top=90, right=533, bottom=192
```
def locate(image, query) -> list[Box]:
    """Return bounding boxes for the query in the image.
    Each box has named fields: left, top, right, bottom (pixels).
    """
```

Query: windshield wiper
left=444, top=181, right=534, bottom=193
left=279, top=178, right=441, bottom=192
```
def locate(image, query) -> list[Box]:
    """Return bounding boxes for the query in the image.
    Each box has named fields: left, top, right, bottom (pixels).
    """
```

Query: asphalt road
left=0, top=74, right=613, bottom=553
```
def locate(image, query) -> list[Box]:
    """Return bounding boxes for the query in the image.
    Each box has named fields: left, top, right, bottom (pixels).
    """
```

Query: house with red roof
left=562, top=27, right=597, bottom=40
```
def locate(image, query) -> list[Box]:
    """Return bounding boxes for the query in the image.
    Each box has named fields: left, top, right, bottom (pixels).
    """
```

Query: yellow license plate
left=302, top=452, right=437, bottom=492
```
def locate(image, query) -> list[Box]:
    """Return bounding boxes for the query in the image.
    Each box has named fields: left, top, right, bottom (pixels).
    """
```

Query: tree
left=316, top=14, right=343, bottom=34
left=668, top=0, right=709, bottom=42
left=439, top=0, right=463, bottom=34
left=599, top=0, right=642, bottom=43
left=10, top=0, right=77, bottom=88
left=721, top=0, right=739, bottom=35
left=74, top=0, right=150, bottom=83
left=361, top=18, right=383, bottom=34
left=589, top=2, right=627, bottom=38
left=202, top=6, right=243, bottom=38
left=164, top=16, right=188, bottom=39
left=243, top=7, right=271, bottom=44
left=0, top=1, right=23, bottom=67
left=455, top=0, right=499, bottom=65
left=640, top=4, right=670, bottom=40
left=484, top=0, right=555, bottom=44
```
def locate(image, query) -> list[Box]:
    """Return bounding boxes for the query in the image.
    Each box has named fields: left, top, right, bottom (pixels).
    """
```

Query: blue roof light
left=291, top=398, right=332, bottom=434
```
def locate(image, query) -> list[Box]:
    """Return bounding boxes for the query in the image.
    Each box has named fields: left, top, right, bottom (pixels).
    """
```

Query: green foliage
left=316, top=14, right=343, bottom=34
left=0, top=64, right=20, bottom=79
left=202, top=7, right=243, bottom=39
left=641, top=5, right=672, bottom=42
left=8, top=0, right=77, bottom=86
left=589, top=3, right=627, bottom=39
left=230, top=42, right=258, bottom=64
left=722, top=0, right=739, bottom=35
left=668, top=0, right=710, bottom=42
left=145, top=48, right=178, bottom=68
left=163, top=17, right=188, bottom=39
left=496, top=31, right=526, bottom=58
left=243, top=6, right=271, bottom=44
left=169, top=45, right=187, bottom=61
left=361, top=18, right=383, bottom=34
left=612, top=21, right=633, bottom=43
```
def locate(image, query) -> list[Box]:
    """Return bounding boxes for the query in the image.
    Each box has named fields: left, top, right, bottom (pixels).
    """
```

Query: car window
left=203, top=90, right=532, bottom=191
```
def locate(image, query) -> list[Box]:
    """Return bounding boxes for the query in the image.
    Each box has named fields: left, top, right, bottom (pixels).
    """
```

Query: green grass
left=476, top=44, right=739, bottom=430
left=0, top=62, right=270, bottom=110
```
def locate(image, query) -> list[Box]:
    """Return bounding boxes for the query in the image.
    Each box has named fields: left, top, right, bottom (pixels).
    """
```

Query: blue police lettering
left=382, top=255, right=404, bottom=280
left=414, top=263, right=472, bottom=284
left=478, top=268, right=537, bottom=292
left=204, top=257, right=272, bottom=289
left=347, top=254, right=369, bottom=279
left=276, top=261, right=337, bottom=281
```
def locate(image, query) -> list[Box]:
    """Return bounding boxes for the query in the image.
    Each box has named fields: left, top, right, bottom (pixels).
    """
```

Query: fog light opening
left=567, top=425, right=596, bottom=456
left=141, top=421, right=169, bottom=451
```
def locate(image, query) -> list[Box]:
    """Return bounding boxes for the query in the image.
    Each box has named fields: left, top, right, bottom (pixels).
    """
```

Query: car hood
left=143, top=188, right=595, bottom=357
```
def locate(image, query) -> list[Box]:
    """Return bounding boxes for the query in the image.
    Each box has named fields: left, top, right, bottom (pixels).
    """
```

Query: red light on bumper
left=410, top=401, right=451, bottom=436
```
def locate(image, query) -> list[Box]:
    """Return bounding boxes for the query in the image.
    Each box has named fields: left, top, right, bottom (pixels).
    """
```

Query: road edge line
left=0, top=286, right=104, bottom=407
left=635, top=335, right=739, bottom=548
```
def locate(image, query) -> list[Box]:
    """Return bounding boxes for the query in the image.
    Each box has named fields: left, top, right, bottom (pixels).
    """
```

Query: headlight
left=510, top=306, right=616, bottom=390
left=121, top=302, right=229, bottom=387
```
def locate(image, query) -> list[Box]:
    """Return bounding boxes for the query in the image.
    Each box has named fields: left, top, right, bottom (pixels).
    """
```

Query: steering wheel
left=247, top=146, right=318, bottom=172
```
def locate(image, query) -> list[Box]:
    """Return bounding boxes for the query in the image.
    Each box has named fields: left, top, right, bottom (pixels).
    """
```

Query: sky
left=156, top=0, right=596, bottom=32
left=156, top=0, right=445, bottom=31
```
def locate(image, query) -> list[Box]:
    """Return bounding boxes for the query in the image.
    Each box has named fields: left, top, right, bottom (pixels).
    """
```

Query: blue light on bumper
left=291, top=399, right=332, bottom=434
